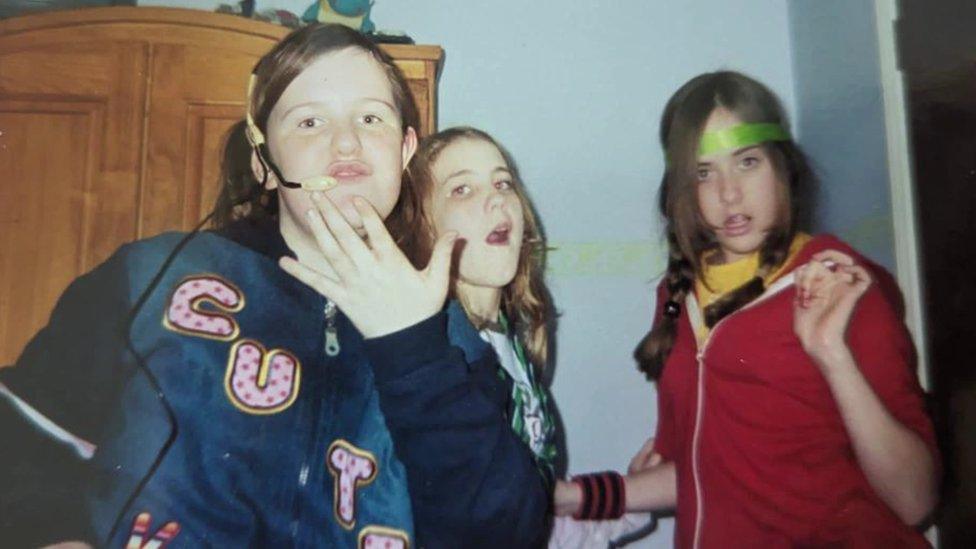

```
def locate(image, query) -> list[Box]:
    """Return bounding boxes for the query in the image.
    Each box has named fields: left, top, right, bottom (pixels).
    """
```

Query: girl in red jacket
left=553, top=71, right=938, bottom=548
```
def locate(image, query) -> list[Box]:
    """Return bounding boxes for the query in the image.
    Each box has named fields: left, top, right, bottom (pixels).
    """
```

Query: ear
left=401, top=126, right=418, bottom=168
left=250, top=149, right=277, bottom=191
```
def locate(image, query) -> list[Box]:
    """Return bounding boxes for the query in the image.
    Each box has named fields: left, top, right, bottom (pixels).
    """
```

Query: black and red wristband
left=570, top=471, right=626, bottom=520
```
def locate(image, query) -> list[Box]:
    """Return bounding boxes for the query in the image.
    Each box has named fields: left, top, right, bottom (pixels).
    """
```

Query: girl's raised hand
left=279, top=192, right=457, bottom=339
left=792, top=250, right=872, bottom=368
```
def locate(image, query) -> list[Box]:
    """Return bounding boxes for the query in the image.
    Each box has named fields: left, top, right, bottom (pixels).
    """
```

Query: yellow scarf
left=694, top=233, right=810, bottom=339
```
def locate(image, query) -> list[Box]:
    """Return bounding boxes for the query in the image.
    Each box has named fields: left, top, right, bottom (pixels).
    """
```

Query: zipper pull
left=324, top=300, right=340, bottom=357
left=325, top=328, right=340, bottom=357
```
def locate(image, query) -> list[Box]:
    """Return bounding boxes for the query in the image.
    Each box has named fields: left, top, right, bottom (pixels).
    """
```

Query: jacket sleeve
left=364, top=312, right=550, bottom=549
left=846, top=269, right=940, bottom=464
left=0, top=248, right=133, bottom=546
left=813, top=235, right=939, bottom=464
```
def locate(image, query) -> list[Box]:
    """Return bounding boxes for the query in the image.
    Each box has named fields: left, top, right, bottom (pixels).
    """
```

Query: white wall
left=141, top=1, right=798, bottom=545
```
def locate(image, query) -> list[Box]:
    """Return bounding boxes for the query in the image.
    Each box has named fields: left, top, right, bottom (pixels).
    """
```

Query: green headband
left=698, top=123, right=790, bottom=156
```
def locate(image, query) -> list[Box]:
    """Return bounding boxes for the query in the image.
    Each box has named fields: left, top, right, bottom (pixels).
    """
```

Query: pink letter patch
left=327, top=439, right=378, bottom=529
left=224, top=339, right=301, bottom=415
left=358, top=525, right=410, bottom=549
left=163, top=275, right=243, bottom=341
left=126, top=512, right=180, bottom=549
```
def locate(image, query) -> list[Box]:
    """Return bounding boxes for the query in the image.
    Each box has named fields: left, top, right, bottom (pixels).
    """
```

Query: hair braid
left=634, top=229, right=695, bottom=380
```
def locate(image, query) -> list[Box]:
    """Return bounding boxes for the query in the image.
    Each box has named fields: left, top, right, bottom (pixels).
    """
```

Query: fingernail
left=353, top=196, right=366, bottom=208
left=311, top=191, right=323, bottom=202
left=306, top=208, right=316, bottom=219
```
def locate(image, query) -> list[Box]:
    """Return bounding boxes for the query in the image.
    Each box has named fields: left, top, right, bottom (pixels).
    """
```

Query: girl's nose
left=486, top=188, right=506, bottom=210
left=331, top=121, right=362, bottom=156
left=718, top=173, right=742, bottom=205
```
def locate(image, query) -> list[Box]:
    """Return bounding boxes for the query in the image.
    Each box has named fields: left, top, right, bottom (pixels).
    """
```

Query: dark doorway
left=898, top=2, right=976, bottom=546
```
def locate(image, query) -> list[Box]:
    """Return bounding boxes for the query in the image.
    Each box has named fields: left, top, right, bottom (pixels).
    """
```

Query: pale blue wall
left=788, top=0, right=896, bottom=270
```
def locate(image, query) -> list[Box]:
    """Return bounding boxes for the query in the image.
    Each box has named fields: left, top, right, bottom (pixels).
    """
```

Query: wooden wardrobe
left=0, top=7, right=443, bottom=366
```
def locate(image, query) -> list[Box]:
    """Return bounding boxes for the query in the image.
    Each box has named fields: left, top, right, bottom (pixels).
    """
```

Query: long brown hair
left=392, top=127, right=554, bottom=372
left=211, top=23, right=419, bottom=229
left=634, top=71, right=815, bottom=380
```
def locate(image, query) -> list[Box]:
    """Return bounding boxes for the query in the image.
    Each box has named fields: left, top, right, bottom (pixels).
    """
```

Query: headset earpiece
left=243, top=72, right=337, bottom=192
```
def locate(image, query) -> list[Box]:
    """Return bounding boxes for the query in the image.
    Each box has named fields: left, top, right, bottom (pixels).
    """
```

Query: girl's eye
left=696, top=168, right=711, bottom=181
left=495, top=180, right=513, bottom=191
left=363, top=114, right=382, bottom=125
left=298, top=117, right=323, bottom=129
left=740, top=156, right=760, bottom=169
left=450, top=184, right=471, bottom=197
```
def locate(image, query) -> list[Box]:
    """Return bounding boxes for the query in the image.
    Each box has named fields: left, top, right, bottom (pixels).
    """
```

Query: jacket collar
left=446, top=300, right=492, bottom=363
left=212, top=217, right=294, bottom=260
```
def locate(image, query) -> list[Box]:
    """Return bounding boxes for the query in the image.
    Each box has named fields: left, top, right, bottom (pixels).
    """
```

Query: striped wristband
left=570, top=471, right=626, bottom=520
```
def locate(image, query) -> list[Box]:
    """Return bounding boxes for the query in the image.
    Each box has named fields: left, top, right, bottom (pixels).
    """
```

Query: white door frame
left=874, top=0, right=937, bottom=544
left=874, top=0, right=930, bottom=391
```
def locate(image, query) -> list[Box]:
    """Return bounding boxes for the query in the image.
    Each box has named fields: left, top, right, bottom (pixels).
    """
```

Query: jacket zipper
left=689, top=293, right=716, bottom=549
left=293, top=299, right=340, bottom=541
left=688, top=272, right=797, bottom=549
left=324, top=300, right=340, bottom=357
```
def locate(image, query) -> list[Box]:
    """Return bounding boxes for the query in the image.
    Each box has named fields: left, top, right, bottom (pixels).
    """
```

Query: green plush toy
left=302, top=0, right=375, bottom=33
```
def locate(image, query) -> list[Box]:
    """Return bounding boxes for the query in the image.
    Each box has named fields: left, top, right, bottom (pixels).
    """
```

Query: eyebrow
left=362, top=97, right=398, bottom=113
left=278, top=97, right=398, bottom=121
left=732, top=145, right=760, bottom=156
left=442, top=169, right=472, bottom=184
left=697, top=145, right=760, bottom=165
left=440, top=166, right=510, bottom=185
left=279, top=101, right=324, bottom=121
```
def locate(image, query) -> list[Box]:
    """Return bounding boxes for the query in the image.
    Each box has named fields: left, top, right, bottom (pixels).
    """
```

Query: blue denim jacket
left=0, top=223, right=549, bottom=548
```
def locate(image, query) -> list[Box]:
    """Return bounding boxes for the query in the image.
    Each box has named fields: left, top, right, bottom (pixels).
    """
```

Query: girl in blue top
left=401, top=126, right=559, bottom=476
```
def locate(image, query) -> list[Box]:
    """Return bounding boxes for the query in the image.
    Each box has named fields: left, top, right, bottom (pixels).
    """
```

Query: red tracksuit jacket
left=653, top=234, right=937, bottom=548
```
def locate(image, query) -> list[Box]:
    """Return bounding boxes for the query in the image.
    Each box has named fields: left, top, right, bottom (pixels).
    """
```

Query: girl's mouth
left=486, top=222, right=512, bottom=245
left=722, top=214, right=752, bottom=236
left=327, top=161, right=372, bottom=180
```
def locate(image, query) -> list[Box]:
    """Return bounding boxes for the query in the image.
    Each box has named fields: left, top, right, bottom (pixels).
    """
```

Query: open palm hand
left=280, top=193, right=457, bottom=339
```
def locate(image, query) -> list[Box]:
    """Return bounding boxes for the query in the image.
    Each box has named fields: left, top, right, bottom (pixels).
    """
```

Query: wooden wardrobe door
left=140, top=40, right=280, bottom=235
left=382, top=44, right=443, bottom=137
left=0, top=38, right=147, bottom=366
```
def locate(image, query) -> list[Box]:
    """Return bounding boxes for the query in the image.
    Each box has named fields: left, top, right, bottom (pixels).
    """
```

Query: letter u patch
left=224, top=339, right=301, bottom=414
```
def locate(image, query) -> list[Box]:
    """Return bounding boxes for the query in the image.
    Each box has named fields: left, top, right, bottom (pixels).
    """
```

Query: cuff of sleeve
left=363, top=311, right=450, bottom=385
